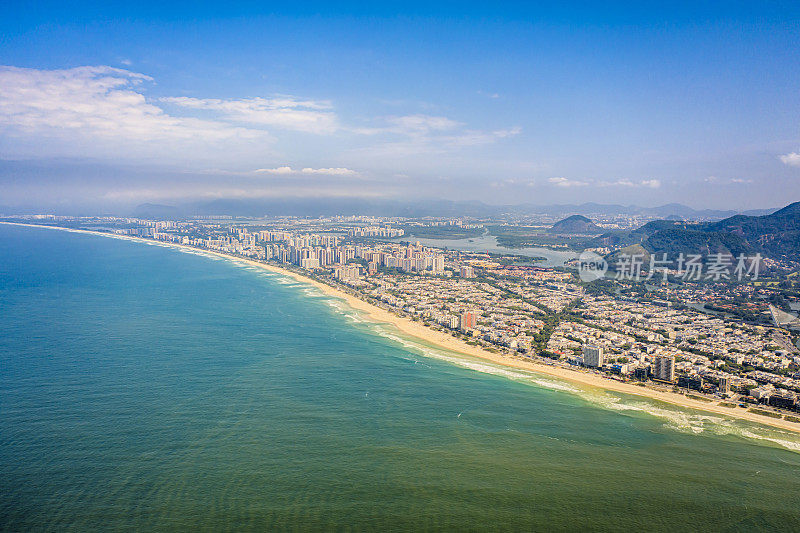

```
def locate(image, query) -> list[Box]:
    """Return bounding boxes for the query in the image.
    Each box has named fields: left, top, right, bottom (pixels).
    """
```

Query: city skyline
left=2, top=2, right=800, bottom=211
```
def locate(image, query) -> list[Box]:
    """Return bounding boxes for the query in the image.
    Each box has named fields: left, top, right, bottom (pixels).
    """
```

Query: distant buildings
left=583, top=345, right=604, bottom=368
left=460, top=266, right=476, bottom=278
left=652, top=354, right=675, bottom=383
left=432, top=256, right=445, bottom=274
left=347, top=226, right=404, bottom=238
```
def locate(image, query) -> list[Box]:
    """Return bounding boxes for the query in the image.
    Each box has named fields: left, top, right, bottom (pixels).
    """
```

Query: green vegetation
left=748, top=408, right=783, bottom=419
left=539, top=350, right=562, bottom=360
left=546, top=215, right=602, bottom=235
left=594, top=201, right=800, bottom=262
left=687, top=394, right=713, bottom=403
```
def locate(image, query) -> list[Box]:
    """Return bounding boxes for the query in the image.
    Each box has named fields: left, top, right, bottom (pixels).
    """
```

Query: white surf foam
left=369, top=326, right=580, bottom=393
left=576, top=391, right=800, bottom=451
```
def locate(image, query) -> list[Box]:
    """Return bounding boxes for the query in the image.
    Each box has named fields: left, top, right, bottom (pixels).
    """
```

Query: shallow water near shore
left=3, top=223, right=800, bottom=531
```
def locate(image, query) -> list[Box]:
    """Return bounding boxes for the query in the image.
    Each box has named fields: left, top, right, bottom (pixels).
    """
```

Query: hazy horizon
left=0, top=194, right=788, bottom=218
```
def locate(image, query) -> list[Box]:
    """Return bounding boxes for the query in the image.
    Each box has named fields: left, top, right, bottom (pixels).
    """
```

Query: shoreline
left=5, top=221, right=800, bottom=435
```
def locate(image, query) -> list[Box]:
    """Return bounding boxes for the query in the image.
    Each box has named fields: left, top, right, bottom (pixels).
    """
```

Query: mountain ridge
left=596, top=201, right=800, bottom=261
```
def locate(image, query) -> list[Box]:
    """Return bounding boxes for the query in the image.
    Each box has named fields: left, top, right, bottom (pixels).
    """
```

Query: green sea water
left=2, top=223, right=800, bottom=531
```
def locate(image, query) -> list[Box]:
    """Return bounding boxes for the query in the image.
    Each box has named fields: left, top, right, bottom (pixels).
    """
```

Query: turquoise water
left=2, top=224, right=800, bottom=531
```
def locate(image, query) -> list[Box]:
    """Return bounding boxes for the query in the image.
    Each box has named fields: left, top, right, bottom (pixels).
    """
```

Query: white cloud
left=161, top=96, right=338, bottom=134
left=353, top=116, right=521, bottom=157
left=384, top=116, right=520, bottom=146
left=300, top=167, right=358, bottom=176
left=706, top=176, right=752, bottom=185
left=598, top=178, right=661, bottom=188
left=442, top=127, right=522, bottom=147
left=252, top=166, right=359, bottom=177
left=780, top=152, right=800, bottom=167
left=549, top=177, right=588, bottom=188
left=548, top=177, right=661, bottom=189
left=0, top=65, right=523, bottom=175
left=0, top=65, right=268, bottom=160
left=253, top=166, right=296, bottom=175
left=386, top=114, right=462, bottom=133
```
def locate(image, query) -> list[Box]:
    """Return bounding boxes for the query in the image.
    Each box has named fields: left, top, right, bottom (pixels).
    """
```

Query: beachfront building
left=652, top=354, right=676, bottom=383
left=583, top=345, right=604, bottom=368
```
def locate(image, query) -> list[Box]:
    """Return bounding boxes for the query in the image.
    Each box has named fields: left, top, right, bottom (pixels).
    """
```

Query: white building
left=652, top=354, right=675, bottom=382
left=583, top=345, right=604, bottom=368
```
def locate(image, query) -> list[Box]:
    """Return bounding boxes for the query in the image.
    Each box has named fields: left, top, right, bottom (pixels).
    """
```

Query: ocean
left=2, top=223, right=800, bottom=531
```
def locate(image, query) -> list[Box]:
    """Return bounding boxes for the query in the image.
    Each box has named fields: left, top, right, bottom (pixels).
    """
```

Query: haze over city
left=2, top=1, right=800, bottom=213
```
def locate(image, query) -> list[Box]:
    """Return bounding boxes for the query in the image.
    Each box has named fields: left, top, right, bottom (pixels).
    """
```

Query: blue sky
left=1, top=2, right=799, bottom=211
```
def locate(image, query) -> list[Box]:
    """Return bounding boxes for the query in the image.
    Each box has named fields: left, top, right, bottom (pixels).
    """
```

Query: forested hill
left=592, top=201, right=800, bottom=260
left=706, top=202, right=800, bottom=257
left=547, top=215, right=602, bottom=234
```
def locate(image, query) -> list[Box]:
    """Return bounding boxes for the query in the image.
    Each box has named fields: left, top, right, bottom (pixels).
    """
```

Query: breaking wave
left=577, top=390, right=800, bottom=452
left=370, top=326, right=579, bottom=394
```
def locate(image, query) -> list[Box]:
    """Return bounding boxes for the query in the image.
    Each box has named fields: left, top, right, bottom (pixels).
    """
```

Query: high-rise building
left=582, top=345, right=604, bottom=368
left=432, top=256, right=445, bottom=274
left=334, top=265, right=359, bottom=281
left=718, top=376, right=730, bottom=393
left=460, top=310, right=477, bottom=331
left=652, top=354, right=675, bottom=382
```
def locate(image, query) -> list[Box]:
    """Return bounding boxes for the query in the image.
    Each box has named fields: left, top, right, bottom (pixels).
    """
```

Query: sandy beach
left=5, top=221, right=800, bottom=434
